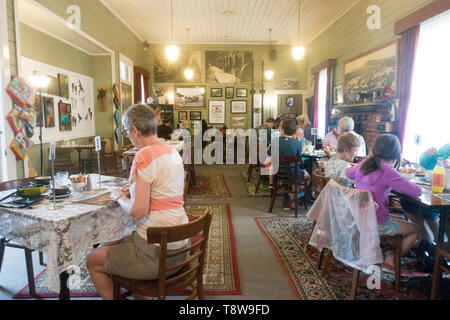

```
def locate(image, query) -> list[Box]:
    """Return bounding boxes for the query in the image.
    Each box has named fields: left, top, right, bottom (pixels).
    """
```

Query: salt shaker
left=86, top=174, right=94, bottom=191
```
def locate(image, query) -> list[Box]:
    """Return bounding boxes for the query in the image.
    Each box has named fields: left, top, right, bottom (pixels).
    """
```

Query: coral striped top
left=130, top=141, right=188, bottom=250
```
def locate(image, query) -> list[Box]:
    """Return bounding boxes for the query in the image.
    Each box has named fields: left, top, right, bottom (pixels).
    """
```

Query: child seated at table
left=324, top=132, right=361, bottom=188
left=345, top=134, right=422, bottom=276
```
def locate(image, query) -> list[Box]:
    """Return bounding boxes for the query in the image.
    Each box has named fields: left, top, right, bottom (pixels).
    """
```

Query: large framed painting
left=208, top=100, right=226, bottom=124
left=154, top=50, right=201, bottom=83
left=58, top=101, right=72, bottom=131
left=175, top=86, right=205, bottom=108
left=343, top=40, right=398, bottom=105
left=58, top=73, right=69, bottom=99
left=206, top=51, right=253, bottom=84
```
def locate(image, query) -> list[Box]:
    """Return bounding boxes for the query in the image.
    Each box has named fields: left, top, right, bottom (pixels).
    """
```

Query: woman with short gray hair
left=338, top=116, right=367, bottom=157
left=87, top=104, right=188, bottom=299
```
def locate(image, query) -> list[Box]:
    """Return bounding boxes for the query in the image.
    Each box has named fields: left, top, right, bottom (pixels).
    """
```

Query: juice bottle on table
left=432, top=158, right=445, bottom=193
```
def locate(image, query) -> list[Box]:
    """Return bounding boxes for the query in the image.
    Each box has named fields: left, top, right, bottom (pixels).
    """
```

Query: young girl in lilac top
left=345, top=134, right=421, bottom=275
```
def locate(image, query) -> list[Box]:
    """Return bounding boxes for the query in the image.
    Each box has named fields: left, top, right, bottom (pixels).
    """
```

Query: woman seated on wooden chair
left=324, top=132, right=361, bottom=188
left=86, top=104, right=189, bottom=300
left=269, top=119, right=311, bottom=211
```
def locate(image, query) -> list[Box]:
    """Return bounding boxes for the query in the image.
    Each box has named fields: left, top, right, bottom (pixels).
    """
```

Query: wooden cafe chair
left=112, top=208, right=212, bottom=300
left=0, top=177, right=45, bottom=297
left=430, top=242, right=450, bottom=300
left=268, top=155, right=310, bottom=218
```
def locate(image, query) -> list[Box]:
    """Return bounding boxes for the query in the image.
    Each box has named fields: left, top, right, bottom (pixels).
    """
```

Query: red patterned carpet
left=188, top=173, right=232, bottom=199
left=14, top=204, right=240, bottom=298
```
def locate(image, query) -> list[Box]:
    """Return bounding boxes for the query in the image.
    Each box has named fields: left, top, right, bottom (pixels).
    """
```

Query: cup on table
left=54, top=171, right=69, bottom=187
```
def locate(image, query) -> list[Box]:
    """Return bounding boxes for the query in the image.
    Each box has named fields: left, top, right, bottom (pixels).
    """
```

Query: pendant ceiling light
left=292, top=0, right=305, bottom=60
left=184, top=27, right=194, bottom=80
left=166, top=0, right=179, bottom=61
left=265, top=28, right=274, bottom=80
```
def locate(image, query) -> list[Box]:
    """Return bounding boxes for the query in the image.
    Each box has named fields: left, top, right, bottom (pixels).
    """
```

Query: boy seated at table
left=324, top=132, right=361, bottom=188
left=268, top=119, right=311, bottom=210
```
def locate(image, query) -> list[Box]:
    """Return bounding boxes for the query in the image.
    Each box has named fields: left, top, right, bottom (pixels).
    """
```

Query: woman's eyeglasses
left=122, top=128, right=131, bottom=137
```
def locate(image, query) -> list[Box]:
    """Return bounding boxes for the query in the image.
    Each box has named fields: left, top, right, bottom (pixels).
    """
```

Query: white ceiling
left=100, top=0, right=360, bottom=45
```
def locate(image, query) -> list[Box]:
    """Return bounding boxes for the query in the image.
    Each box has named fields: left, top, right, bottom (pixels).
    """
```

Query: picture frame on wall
left=333, top=85, right=343, bottom=104
left=175, top=86, right=206, bottom=108
left=236, top=88, right=248, bottom=98
left=178, top=111, right=188, bottom=121
left=231, top=100, right=247, bottom=114
left=225, top=87, right=234, bottom=99
left=343, top=39, right=398, bottom=105
left=190, top=111, right=202, bottom=120
left=211, top=88, right=222, bottom=97
left=208, top=100, right=226, bottom=124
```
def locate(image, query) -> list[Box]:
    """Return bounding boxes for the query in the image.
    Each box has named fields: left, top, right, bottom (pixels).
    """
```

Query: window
left=140, top=74, right=145, bottom=103
left=403, top=10, right=450, bottom=162
left=120, top=60, right=131, bottom=83
left=317, top=68, right=328, bottom=138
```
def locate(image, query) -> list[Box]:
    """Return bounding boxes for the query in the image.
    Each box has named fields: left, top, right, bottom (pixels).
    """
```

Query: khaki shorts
left=105, top=232, right=188, bottom=280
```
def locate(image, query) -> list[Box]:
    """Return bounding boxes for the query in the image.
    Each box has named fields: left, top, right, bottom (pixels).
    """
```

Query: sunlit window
left=317, top=68, right=328, bottom=138
left=120, top=60, right=131, bottom=83
left=403, top=10, right=450, bottom=162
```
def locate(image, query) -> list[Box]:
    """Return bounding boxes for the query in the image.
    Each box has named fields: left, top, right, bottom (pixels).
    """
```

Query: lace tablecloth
left=0, top=176, right=136, bottom=293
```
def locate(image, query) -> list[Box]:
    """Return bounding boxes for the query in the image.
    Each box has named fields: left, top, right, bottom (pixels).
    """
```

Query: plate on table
left=45, top=192, right=72, bottom=200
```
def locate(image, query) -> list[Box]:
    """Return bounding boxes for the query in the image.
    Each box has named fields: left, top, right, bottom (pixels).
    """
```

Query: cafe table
left=302, top=150, right=330, bottom=174
left=0, top=175, right=135, bottom=299
left=392, top=177, right=449, bottom=244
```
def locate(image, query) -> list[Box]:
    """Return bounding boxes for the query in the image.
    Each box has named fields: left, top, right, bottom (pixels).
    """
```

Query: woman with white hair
left=338, top=116, right=367, bottom=157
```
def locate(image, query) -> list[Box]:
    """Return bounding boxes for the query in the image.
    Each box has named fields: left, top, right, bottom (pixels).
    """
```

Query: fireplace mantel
left=335, top=102, right=391, bottom=113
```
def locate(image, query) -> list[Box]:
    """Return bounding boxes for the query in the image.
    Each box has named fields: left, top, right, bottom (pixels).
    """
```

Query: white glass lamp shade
left=265, top=70, right=274, bottom=80
left=184, top=68, right=194, bottom=80
left=29, top=74, right=51, bottom=89
left=166, top=45, right=179, bottom=61
left=292, top=46, right=305, bottom=60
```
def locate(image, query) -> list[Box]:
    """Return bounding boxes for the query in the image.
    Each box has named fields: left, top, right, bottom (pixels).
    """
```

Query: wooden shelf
left=335, top=102, right=391, bottom=112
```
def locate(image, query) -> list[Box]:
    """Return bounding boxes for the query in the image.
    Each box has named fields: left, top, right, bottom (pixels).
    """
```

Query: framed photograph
left=333, top=85, right=343, bottom=104
left=178, top=111, right=188, bottom=121
left=211, top=88, right=222, bottom=97
left=236, top=88, right=248, bottom=98
left=206, top=50, right=253, bottom=84
left=190, top=111, right=202, bottom=121
left=43, top=96, right=55, bottom=128
left=58, top=101, right=72, bottom=131
left=286, top=96, right=295, bottom=108
left=175, top=86, right=205, bottom=108
left=225, top=87, right=234, bottom=99
left=231, top=100, right=247, bottom=114
left=58, top=73, right=69, bottom=99
left=208, top=100, right=226, bottom=124
left=232, top=116, right=246, bottom=128
left=343, top=39, right=398, bottom=105
left=154, top=50, right=201, bottom=83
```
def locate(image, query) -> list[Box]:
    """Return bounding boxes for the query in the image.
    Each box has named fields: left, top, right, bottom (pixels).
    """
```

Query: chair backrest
left=0, top=177, right=36, bottom=192
left=183, top=171, right=190, bottom=202
left=146, top=208, right=212, bottom=299
left=277, top=155, right=303, bottom=182
left=311, top=169, right=330, bottom=197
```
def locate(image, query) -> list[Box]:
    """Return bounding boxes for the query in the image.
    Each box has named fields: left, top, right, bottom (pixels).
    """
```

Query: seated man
left=324, top=132, right=361, bottom=188
left=269, top=119, right=311, bottom=211
left=157, top=117, right=173, bottom=140
left=323, top=117, right=340, bottom=151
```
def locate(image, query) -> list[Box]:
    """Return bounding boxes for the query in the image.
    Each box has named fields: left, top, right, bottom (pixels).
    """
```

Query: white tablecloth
left=0, top=176, right=135, bottom=293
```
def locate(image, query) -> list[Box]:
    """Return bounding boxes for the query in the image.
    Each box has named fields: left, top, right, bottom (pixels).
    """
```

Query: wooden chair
left=54, top=148, right=79, bottom=175
left=430, top=242, right=450, bottom=300
left=268, top=155, right=310, bottom=218
left=0, top=177, right=45, bottom=297
left=311, top=169, right=330, bottom=200
left=112, top=208, right=212, bottom=300
left=183, top=171, right=191, bottom=203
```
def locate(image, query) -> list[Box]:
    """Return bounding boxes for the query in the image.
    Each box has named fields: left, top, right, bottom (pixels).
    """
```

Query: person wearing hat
left=323, top=117, right=341, bottom=151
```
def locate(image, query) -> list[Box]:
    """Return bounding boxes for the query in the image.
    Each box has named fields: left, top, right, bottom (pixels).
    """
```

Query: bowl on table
left=71, top=182, right=86, bottom=193
left=35, top=176, right=51, bottom=186
left=54, top=185, right=71, bottom=196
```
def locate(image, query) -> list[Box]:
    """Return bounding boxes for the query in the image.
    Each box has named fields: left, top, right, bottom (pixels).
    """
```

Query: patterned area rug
left=188, top=173, right=232, bottom=199
left=241, top=172, right=271, bottom=197
left=254, top=216, right=429, bottom=300
left=13, top=204, right=241, bottom=298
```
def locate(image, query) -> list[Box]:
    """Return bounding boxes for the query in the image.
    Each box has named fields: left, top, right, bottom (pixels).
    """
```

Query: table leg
left=77, top=149, right=83, bottom=173
left=59, top=271, right=71, bottom=300
left=437, top=208, right=447, bottom=245
left=0, top=237, right=5, bottom=273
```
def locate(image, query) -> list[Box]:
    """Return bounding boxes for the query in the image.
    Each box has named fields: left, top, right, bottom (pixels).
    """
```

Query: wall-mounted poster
left=231, top=100, right=247, bottom=114
left=58, top=73, right=69, bottom=99
left=175, top=86, right=205, bottom=108
left=190, top=111, right=202, bottom=120
left=58, top=101, right=72, bottom=131
left=206, top=51, right=253, bottom=84
left=154, top=50, right=201, bottom=83
left=343, top=40, right=398, bottom=105
left=208, top=100, right=225, bottom=124
left=43, top=96, right=55, bottom=128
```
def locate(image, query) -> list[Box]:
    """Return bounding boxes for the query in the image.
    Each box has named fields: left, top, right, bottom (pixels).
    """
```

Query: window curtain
left=133, top=66, right=150, bottom=104
left=313, top=74, right=319, bottom=128
left=398, top=25, right=420, bottom=145
left=313, top=66, right=334, bottom=137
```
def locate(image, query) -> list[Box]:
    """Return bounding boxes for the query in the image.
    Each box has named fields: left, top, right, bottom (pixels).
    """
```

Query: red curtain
left=398, top=25, right=420, bottom=145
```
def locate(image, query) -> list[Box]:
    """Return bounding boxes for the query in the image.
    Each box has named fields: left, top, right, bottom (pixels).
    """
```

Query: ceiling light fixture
left=184, top=27, right=194, bottom=80
left=220, top=10, right=235, bottom=16
left=292, top=0, right=305, bottom=60
left=166, top=0, right=179, bottom=61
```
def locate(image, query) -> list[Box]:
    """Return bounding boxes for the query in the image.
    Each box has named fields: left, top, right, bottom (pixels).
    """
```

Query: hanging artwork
left=114, top=127, right=122, bottom=144
left=97, top=87, right=107, bottom=112
left=114, top=110, right=121, bottom=127
left=6, top=104, right=24, bottom=134
left=154, top=50, right=201, bottom=83
left=208, top=100, right=226, bottom=124
left=5, top=75, right=35, bottom=107
left=206, top=51, right=253, bottom=84
left=58, top=101, right=72, bottom=131
left=58, top=73, right=69, bottom=99
left=10, top=132, right=34, bottom=160
left=47, top=76, right=59, bottom=96
left=43, top=96, right=55, bottom=128
left=32, top=93, right=43, bottom=127
left=20, top=105, right=37, bottom=138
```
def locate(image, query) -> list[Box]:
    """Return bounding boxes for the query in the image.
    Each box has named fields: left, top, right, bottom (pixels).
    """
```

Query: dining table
left=302, top=150, right=330, bottom=174
left=392, top=176, right=449, bottom=245
left=0, top=175, right=135, bottom=300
